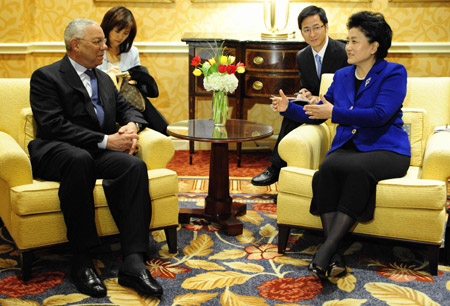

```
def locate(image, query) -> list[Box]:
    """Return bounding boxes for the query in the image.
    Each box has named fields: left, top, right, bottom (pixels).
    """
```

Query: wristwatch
left=134, top=122, right=142, bottom=131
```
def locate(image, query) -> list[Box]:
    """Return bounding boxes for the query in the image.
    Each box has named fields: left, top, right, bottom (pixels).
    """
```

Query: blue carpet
left=0, top=177, right=448, bottom=305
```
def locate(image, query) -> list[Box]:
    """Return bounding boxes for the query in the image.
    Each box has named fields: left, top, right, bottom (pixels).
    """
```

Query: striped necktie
left=85, top=69, right=104, bottom=126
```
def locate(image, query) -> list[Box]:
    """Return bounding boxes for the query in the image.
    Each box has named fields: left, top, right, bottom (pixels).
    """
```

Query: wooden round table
left=167, top=119, right=273, bottom=235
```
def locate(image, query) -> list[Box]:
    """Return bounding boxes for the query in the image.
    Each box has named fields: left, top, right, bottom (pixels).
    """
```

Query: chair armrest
left=421, top=131, right=450, bottom=181
left=0, top=132, right=33, bottom=187
left=137, top=128, right=175, bottom=170
left=278, top=123, right=331, bottom=170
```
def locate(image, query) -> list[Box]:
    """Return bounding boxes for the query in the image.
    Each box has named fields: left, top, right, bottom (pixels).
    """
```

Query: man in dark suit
left=29, top=19, right=162, bottom=298
left=252, top=6, right=348, bottom=186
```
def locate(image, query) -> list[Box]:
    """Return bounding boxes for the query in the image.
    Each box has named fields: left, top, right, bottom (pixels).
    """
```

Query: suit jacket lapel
left=303, top=46, right=320, bottom=90
left=355, top=60, right=386, bottom=99
left=344, top=66, right=355, bottom=105
left=95, top=69, right=113, bottom=126
left=59, top=55, right=99, bottom=123
left=321, top=39, right=335, bottom=72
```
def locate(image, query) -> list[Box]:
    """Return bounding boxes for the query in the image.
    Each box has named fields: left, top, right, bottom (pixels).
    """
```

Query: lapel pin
left=365, top=77, right=371, bottom=87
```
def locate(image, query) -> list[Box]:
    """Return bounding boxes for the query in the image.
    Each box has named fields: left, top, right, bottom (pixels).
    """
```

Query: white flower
left=203, top=72, right=238, bottom=93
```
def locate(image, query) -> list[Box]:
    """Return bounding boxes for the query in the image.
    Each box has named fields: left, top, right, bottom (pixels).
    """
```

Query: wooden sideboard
left=182, top=33, right=307, bottom=166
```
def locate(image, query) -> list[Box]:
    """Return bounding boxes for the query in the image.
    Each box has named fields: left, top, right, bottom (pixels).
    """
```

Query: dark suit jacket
left=282, top=60, right=411, bottom=157
left=29, top=55, right=147, bottom=164
left=296, top=37, right=348, bottom=96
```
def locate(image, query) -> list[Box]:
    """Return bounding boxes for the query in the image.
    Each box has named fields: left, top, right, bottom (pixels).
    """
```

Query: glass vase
left=212, top=90, right=228, bottom=126
left=212, top=126, right=228, bottom=139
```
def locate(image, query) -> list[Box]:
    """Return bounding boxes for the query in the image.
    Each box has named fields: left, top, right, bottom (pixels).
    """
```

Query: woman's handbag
left=120, top=77, right=146, bottom=112
left=128, top=66, right=169, bottom=135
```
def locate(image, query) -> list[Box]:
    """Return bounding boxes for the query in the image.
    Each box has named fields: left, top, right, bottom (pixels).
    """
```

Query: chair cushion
left=10, top=169, right=178, bottom=216
left=401, top=108, right=426, bottom=167
left=279, top=166, right=446, bottom=210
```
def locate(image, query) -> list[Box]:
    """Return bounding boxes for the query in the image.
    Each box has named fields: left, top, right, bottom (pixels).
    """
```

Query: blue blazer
left=282, top=60, right=411, bottom=156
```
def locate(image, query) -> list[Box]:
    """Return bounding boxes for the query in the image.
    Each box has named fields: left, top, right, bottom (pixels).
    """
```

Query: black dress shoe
left=308, top=261, right=327, bottom=280
left=118, top=269, right=163, bottom=298
left=251, top=166, right=280, bottom=186
left=71, top=264, right=107, bottom=298
left=327, top=253, right=347, bottom=278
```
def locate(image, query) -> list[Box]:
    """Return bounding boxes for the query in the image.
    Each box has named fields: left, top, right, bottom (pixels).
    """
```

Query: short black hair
left=100, top=6, right=137, bottom=54
left=297, top=5, right=328, bottom=30
left=347, top=11, right=392, bottom=60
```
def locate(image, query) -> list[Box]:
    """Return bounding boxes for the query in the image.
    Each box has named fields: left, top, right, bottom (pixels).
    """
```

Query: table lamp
left=261, top=0, right=290, bottom=40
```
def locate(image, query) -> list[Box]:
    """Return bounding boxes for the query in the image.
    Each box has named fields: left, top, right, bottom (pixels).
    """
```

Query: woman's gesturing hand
left=303, top=94, right=333, bottom=120
left=271, top=89, right=290, bottom=113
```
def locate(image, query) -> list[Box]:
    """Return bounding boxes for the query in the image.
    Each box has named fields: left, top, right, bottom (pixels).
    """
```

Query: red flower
left=256, top=277, right=322, bottom=302
left=377, top=262, right=442, bottom=282
left=226, top=65, right=237, bottom=74
left=147, top=258, right=191, bottom=279
left=252, top=203, right=277, bottom=214
left=190, top=55, right=201, bottom=66
left=0, top=272, right=65, bottom=297
left=236, top=62, right=246, bottom=69
left=236, top=62, right=246, bottom=73
left=218, top=64, right=227, bottom=73
left=244, top=243, right=283, bottom=260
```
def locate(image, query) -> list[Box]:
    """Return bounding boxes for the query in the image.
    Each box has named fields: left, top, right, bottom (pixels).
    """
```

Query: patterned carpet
left=167, top=149, right=272, bottom=177
left=0, top=150, right=449, bottom=305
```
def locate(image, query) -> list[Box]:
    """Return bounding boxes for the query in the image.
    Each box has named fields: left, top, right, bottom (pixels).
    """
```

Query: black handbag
left=120, top=77, right=146, bottom=112
left=125, top=65, right=169, bottom=135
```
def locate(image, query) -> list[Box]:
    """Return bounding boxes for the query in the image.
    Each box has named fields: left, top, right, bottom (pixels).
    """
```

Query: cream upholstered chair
left=0, top=78, right=179, bottom=281
left=277, top=74, right=450, bottom=275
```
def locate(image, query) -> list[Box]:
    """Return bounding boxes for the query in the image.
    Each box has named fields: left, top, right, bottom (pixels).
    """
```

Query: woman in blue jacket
left=272, top=11, right=411, bottom=280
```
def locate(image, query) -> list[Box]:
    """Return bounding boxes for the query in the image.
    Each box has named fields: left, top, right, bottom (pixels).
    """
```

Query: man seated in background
left=252, top=5, right=349, bottom=187
left=28, top=19, right=162, bottom=299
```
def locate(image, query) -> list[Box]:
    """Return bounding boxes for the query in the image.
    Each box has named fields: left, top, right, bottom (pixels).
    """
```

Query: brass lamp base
left=261, top=31, right=295, bottom=40
left=261, top=32, right=288, bottom=40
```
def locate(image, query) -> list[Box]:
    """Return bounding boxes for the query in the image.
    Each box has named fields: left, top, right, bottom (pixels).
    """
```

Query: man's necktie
left=85, top=70, right=104, bottom=126
left=315, top=54, right=322, bottom=78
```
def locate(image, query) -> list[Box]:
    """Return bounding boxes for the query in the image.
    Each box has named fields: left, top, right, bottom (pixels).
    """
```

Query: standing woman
left=271, top=11, right=411, bottom=280
left=99, top=6, right=168, bottom=134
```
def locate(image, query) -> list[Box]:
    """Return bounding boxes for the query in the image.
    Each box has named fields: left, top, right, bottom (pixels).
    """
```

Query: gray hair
left=64, top=19, right=96, bottom=51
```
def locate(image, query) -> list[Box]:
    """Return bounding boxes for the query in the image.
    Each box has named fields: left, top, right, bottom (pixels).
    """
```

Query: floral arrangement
left=190, top=53, right=246, bottom=93
left=190, top=43, right=246, bottom=126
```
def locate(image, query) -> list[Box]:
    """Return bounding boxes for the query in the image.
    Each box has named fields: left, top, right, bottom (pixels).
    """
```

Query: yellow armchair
left=277, top=75, right=450, bottom=275
left=0, top=78, right=180, bottom=281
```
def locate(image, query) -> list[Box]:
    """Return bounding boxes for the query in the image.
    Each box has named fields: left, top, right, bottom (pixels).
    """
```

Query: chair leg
left=427, top=245, right=439, bottom=276
left=277, top=225, right=291, bottom=254
left=20, top=250, right=34, bottom=282
left=164, top=226, right=177, bottom=254
left=445, top=218, right=450, bottom=265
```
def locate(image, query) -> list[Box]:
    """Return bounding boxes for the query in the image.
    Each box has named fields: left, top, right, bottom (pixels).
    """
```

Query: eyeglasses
left=76, top=38, right=107, bottom=47
left=301, top=25, right=325, bottom=35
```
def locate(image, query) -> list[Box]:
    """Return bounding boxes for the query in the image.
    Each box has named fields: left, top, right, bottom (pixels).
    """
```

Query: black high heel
left=308, top=261, right=327, bottom=280
left=327, top=253, right=347, bottom=278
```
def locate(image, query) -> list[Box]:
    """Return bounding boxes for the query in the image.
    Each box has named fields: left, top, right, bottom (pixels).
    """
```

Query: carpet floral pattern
left=0, top=177, right=448, bottom=305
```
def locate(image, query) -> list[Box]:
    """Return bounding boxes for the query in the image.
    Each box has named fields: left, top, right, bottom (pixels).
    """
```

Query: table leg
left=189, top=140, right=194, bottom=165
left=179, top=142, right=246, bottom=236
left=237, top=143, right=241, bottom=168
